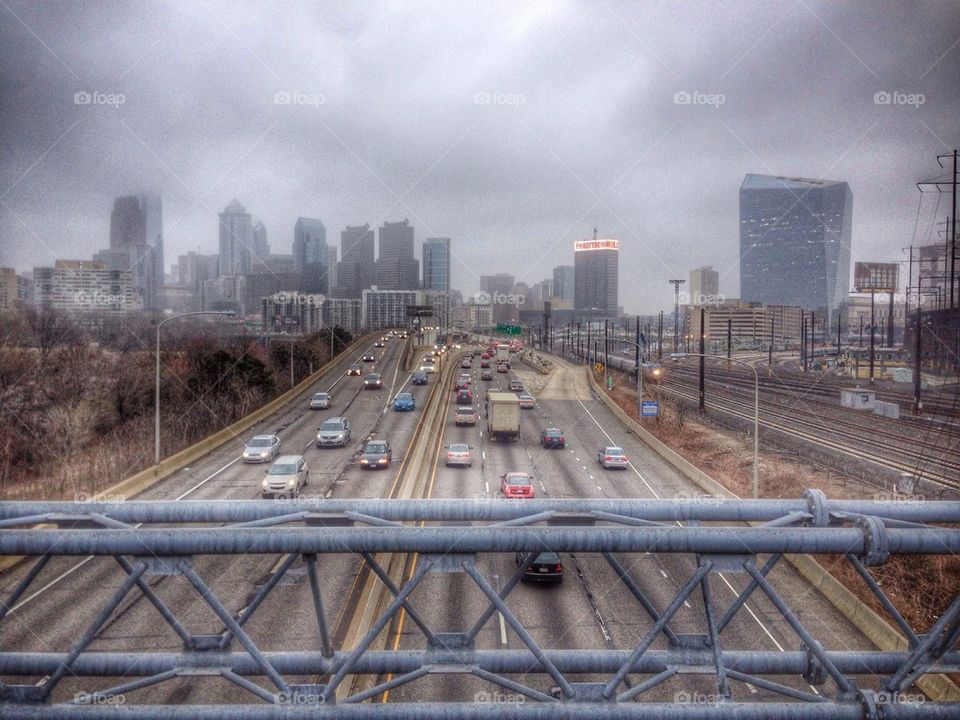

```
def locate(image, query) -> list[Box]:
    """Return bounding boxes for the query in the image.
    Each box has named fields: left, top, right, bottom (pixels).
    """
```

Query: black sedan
left=515, top=551, right=564, bottom=583
left=412, top=370, right=428, bottom=385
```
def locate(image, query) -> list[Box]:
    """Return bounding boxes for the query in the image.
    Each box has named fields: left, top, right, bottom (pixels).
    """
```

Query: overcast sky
left=1, top=0, right=958, bottom=313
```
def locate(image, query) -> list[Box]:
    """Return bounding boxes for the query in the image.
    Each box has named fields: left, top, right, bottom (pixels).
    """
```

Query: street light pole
left=155, top=310, right=235, bottom=466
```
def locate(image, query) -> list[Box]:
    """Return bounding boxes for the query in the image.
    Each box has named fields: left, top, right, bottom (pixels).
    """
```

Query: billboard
left=854, top=262, right=899, bottom=293
left=575, top=239, right=620, bottom=252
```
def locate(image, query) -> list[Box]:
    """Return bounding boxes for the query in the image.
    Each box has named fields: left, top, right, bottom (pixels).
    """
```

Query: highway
left=0, top=342, right=898, bottom=706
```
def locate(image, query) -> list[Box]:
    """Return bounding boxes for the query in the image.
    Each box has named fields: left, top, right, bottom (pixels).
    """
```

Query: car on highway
left=445, top=443, right=473, bottom=467
left=362, top=353, right=376, bottom=362
left=309, top=392, right=331, bottom=410
left=421, top=362, right=437, bottom=374
left=515, top=551, right=563, bottom=583
left=480, top=359, right=490, bottom=368
left=393, top=392, right=415, bottom=411
left=364, top=373, right=382, bottom=389
left=316, top=417, right=351, bottom=447
left=455, top=389, right=473, bottom=405
left=453, top=377, right=469, bottom=391
left=242, top=434, right=281, bottom=463
left=496, top=363, right=509, bottom=373
left=347, top=363, right=362, bottom=376
left=598, top=446, right=629, bottom=469
left=501, top=471, right=535, bottom=498
left=461, top=359, right=471, bottom=369
left=458, top=372, right=472, bottom=385
left=360, top=440, right=392, bottom=469
left=422, top=354, right=436, bottom=364
left=374, top=340, right=385, bottom=348
left=412, top=370, right=429, bottom=385
left=480, top=369, right=493, bottom=381
left=262, top=455, right=308, bottom=498
left=540, top=428, right=565, bottom=449
left=455, top=405, right=477, bottom=425
left=481, top=352, right=490, bottom=359
left=508, top=378, right=524, bottom=392
left=518, top=393, right=535, bottom=409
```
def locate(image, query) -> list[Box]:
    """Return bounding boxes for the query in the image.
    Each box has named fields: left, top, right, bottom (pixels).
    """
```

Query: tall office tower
left=335, top=224, right=375, bottom=298
left=423, top=237, right=451, bottom=291
left=574, top=237, right=619, bottom=320
left=108, top=194, right=163, bottom=309
left=740, top=174, right=852, bottom=319
left=552, top=265, right=575, bottom=303
left=252, top=221, right=270, bottom=258
left=293, top=218, right=328, bottom=294
left=218, top=200, right=253, bottom=278
left=377, top=219, right=419, bottom=290
left=688, top=266, right=720, bottom=304
left=326, top=246, right=338, bottom=294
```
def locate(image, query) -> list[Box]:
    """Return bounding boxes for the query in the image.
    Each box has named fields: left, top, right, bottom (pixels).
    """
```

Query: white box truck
left=486, top=391, right=520, bottom=441
left=496, top=345, right=511, bottom=366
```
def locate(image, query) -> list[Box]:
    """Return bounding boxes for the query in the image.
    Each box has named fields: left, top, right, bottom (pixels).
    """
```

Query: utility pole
left=603, top=319, right=609, bottom=387
left=836, top=310, right=842, bottom=365
left=698, top=307, right=706, bottom=412
left=768, top=316, right=774, bottom=366
left=635, top=315, right=641, bottom=380
left=810, top=311, right=816, bottom=368
left=913, top=306, right=923, bottom=415
left=727, top=317, right=732, bottom=369
left=658, top=311, right=664, bottom=361
left=869, top=291, right=876, bottom=384
left=800, top=312, right=806, bottom=371
left=669, top=279, right=685, bottom=352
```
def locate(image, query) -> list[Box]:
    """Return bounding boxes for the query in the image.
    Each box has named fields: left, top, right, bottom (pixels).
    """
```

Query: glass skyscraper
left=739, top=174, right=852, bottom=318
left=423, top=237, right=450, bottom=291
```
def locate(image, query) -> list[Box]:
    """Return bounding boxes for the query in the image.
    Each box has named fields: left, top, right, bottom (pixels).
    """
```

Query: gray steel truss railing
left=0, top=491, right=958, bottom=720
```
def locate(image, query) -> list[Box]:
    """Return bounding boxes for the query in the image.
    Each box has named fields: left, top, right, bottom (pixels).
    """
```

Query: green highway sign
left=496, top=323, right=522, bottom=335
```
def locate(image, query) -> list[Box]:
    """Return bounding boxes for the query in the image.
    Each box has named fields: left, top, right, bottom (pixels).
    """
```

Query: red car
left=481, top=352, right=490, bottom=360
left=501, top=471, right=535, bottom=498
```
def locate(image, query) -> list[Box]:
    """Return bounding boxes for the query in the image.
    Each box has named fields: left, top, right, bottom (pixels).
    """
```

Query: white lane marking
left=481, top=451, right=486, bottom=460
left=574, top=387, right=814, bottom=688
left=498, top=612, right=508, bottom=645
left=659, top=569, right=668, bottom=578
left=597, top=485, right=603, bottom=491
left=8, top=456, right=242, bottom=615
left=575, top=457, right=580, bottom=462
left=484, top=482, right=489, bottom=493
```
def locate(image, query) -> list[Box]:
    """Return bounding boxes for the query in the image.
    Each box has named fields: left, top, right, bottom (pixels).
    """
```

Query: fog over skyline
left=1, top=0, right=958, bottom=314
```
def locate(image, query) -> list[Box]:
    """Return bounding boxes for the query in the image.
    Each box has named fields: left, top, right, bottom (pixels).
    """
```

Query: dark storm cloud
left=1, top=0, right=958, bottom=312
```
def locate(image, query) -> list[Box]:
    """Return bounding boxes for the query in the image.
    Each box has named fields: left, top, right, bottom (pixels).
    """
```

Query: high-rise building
left=292, top=218, right=328, bottom=294
left=552, top=265, right=575, bottom=303
left=252, top=221, right=270, bottom=258
left=33, top=260, right=140, bottom=314
left=218, top=200, right=253, bottom=277
left=326, top=246, right=338, bottom=292
left=423, top=237, right=451, bottom=291
left=362, top=289, right=423, bottom=330
left=688, top=266, right=720, bottom=304
left=107, top=194, right=163, bottom=309
left=480, top=272, right=517, bottom=323
left=377, top=219, right=419, bottom=290
left=574, top=237, right=619, bottom=319
left=0, top=267, right=30, bottom=310
left=335, top=224, right=375, bottom=298
left=739, top=174, right=852, bottom=319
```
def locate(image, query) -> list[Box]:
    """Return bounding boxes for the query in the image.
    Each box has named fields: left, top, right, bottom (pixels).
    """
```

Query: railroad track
left=659, top=380, right=960, bottom=493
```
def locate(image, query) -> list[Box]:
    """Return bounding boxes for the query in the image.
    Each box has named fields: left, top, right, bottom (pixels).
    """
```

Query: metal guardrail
left=1, top=493, right=958, bottom=719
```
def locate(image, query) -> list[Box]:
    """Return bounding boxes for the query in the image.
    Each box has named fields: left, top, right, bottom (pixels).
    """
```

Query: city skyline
left=2, top=2, right=957, bottom=314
